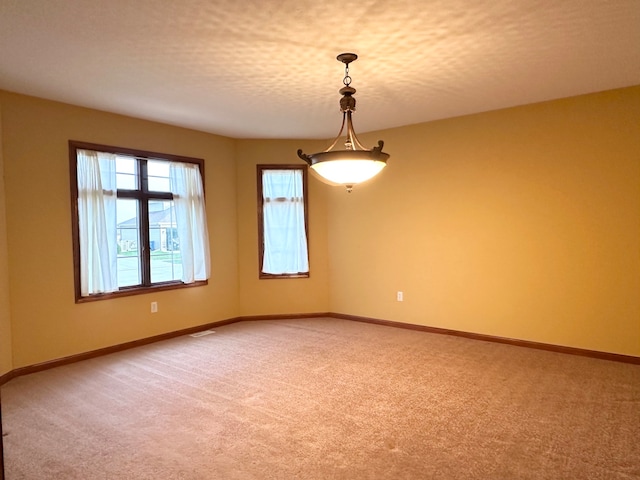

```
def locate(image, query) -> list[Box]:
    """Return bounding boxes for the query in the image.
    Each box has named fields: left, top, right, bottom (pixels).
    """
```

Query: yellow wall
left=235, top=139, right=330, bottom=316
left=327, top=86, right=640, bottom=356
left=1, top=86, right=638, bottom=369
left=0, top=92, right=240, bottom=368
left=0, top=103, right=13, bottom=375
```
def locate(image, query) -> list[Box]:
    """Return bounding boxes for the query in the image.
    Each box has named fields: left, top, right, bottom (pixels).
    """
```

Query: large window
left=69, top=141, right=210, bottom=302
left=257, top=165, right=309, bottom=279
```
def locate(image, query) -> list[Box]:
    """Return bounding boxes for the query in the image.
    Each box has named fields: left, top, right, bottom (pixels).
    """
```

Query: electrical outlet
left=397, top=291, right=404, bottom=302
left=151, top=301, right=158, bottom=313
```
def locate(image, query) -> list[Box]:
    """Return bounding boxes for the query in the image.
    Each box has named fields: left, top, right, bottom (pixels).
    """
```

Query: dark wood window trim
left=69, top=141, right=207, bottom=303
left=257, top=165, right=310, bottom=279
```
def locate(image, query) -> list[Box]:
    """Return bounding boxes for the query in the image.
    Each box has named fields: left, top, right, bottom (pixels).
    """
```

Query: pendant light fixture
left=298, top=53, right=390, bottom=193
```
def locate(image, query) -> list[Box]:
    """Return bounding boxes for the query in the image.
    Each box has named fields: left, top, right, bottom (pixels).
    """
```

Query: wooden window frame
left=257, top=164, right=310, bottom=279
left=69, top=140, right=207, bottom=303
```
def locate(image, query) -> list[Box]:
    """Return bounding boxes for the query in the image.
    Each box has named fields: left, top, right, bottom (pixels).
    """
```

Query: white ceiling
left=1, top=0, right=639, bottom=140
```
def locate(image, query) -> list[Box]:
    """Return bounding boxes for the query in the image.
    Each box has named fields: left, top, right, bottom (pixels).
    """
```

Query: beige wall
left=235, top=139, right=330, bottom=316
left=0, top=92, right=240, bottom=368
left=327, top=86, right=640, bottom=356
left=0, top=103, right=13, bottom=375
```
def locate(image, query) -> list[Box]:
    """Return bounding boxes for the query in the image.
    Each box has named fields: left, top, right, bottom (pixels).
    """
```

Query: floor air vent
left=189, top=330, right=216, bottom=338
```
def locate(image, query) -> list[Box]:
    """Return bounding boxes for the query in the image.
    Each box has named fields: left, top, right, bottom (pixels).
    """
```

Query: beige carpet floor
left=2, top=317, right=639, bottom=479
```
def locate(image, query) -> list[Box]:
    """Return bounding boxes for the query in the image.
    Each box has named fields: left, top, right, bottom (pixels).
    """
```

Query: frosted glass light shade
left=311, top=159, right=386, bottom=185
left=299, top=147, right=390, bottom=190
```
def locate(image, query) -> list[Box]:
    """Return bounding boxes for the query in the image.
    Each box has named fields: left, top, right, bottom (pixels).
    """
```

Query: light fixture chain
left=343, top=63, right=351, bottom=87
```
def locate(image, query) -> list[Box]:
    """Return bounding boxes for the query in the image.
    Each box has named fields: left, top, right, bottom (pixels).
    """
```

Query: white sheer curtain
left=170, top=162, right=210, bottom=283
left=262, top=169, right=309, bottom=274
left=77, top=149, right=118, bottom=295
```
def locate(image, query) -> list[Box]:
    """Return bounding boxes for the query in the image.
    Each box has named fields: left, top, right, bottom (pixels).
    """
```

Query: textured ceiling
left=1, top=0, right=639, bottom=139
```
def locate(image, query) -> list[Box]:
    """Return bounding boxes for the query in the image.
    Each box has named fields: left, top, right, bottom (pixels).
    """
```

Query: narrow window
left=69, top=141, right=210, bottom=302
left=257, top=165, right=309, bottom=278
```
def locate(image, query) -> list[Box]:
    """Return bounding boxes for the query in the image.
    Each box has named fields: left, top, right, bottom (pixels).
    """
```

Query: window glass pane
left=116, top=198, right=141, bottom=287
left=149, top=200, right=182, bottom=283
left=260, top=167, right=309, bottom=277
left=116, top=155, right=137, bottom=190
left=147, top=159, right=171, bottom=192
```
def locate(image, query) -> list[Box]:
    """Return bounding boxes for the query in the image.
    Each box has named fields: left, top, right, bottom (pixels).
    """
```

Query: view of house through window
left=115, top=158, right=182, bottom=286
left=70, top=141, right=210, bottom=301
left=257, top=165, right=309, bottom=279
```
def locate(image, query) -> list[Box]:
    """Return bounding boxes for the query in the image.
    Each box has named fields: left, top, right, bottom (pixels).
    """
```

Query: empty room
left=0, top=1, right=639, bottom=479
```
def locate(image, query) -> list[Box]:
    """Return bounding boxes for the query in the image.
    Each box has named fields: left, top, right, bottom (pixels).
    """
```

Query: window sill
left=259, top=273, right=310, bottom=280
left=75, top=280, right=208, bottom=303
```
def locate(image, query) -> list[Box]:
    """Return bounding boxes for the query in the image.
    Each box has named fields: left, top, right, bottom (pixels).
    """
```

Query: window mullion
left=139, top=160, right=152, bottom=286
left=139, top=198, right=151, bottom=286
left=117, top=190, right=139, bottom=199
left=139, top=158, right=149, bottom=193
